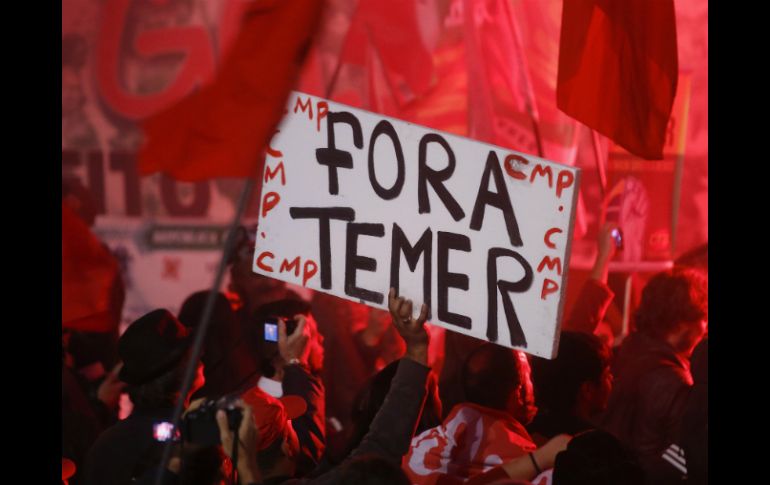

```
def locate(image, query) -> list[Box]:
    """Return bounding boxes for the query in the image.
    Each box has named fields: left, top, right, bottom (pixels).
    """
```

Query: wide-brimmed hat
left=118, top=309, right=192, bottom=386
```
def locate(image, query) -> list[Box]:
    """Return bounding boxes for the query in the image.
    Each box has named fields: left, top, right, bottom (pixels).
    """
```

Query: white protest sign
left=253, top=92, right=580, bottom=358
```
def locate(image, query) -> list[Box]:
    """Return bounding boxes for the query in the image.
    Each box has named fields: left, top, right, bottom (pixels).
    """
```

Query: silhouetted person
left=529, top=331, right=613, bottom=444
left=600, top=268, right=707, bottom=484
left=83, top=310, right=204, bottom=485
left=404, top=343, right=538, bottom=484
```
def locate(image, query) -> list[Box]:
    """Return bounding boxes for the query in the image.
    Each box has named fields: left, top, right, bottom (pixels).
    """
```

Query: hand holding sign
left=388, top=288, right=429, bottom=365
left=255, top=92, right=580, bottom=359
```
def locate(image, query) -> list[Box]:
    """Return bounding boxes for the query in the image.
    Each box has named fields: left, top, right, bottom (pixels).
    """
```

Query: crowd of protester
left=62, top=219, right=708, bottom=485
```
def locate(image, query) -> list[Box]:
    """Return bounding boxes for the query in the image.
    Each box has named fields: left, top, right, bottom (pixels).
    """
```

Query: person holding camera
left=561, top=222, right=620, bottom=337
left=82, top=309, right=204, bottom=485
left=216, top=288, right=433, bottom=485
left=254, top=300, right=327, bottom=477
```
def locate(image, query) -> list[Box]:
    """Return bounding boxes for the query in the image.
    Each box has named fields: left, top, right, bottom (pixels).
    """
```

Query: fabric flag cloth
left=463, top=0, right=541, bottom=156
left=557, top=0, right=678, bottom=160
left=334, top=0, right=435, bottom=108
left=139, top=0, right=324, bottom=181
left=62, top=205, right=123, bottom=332
left=403, top=403, right=536, bottom=485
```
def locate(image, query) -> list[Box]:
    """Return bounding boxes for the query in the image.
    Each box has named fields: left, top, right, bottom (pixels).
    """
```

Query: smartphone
left=611, top=228, right=624, bottom=250
left=153, top=421, right=179, bottom=442
left=263, top=317, right=298, bottom=343
left=264, top=319, right=279, bottom=342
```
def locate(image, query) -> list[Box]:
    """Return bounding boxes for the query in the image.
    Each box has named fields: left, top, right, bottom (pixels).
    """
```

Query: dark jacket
left=286, top=357, right=431, bottom=485
left=62, top=366, right=104, bottom=485
left=83, top=407, right=175, bottom=485
left=563, top=278, right=615, bottom=334
left=135, top=358, right=430, bottom=485
left=528, top=410, right=595, bottom=443
left=599, top=332, right=692, bottom=481
left=283, top=363, right=326, bottom=476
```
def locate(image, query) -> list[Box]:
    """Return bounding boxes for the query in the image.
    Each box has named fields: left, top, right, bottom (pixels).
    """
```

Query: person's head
left=462, top=344, right=537, bottom=425
left=552, top=430, right=644, bottom=485
left=634, top=268, right=708, bottom=357
left=119, top=309, right=203, bottom=410
left=348, top=360, right=442, bottom=453
left=178, top=291, right=261, bottom=399
left=336, top=454, right=410, bottom=485
left=255, top=298, right=324, bottom=375
left=674, top=242, right=708, bottom=271
left=531, top=331, right=613, bottom=419
left=240, top=386, right=306, bottom=478
left=228, top=227, right=289, bottom=313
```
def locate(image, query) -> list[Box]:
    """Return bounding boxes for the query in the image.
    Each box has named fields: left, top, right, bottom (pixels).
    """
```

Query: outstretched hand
left=592, top=222, right=620, bottom=282
left=388, top=288, right=429, bottom=365
left=278, top=314, right=310, bottom=364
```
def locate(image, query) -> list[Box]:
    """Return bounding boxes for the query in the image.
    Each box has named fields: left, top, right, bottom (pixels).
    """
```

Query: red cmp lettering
left=537, top=256, right=563, bottom=276
left=504, top=154, right=529, bottom=180
left=541, top=279, right=560, bottom=300
left=303, top=260, right=318, bottom=287
left=261, top=192, right=281, bottom=218
left=280, top=257, right=301, bottom=277
left=267, top=130, right=283, bottom=158
left=544, top=228, right=562, bottom=249
left=556, top=170, right=575, bottom=198
left=256, top=251, right=275, bottom=272
left=530, top=164, right=554, bottom=188
left=317, top=101, right=328, bottom=132
left=294, top=96, right=313, bottom=118
left=264, top=162, right=286, bottom=185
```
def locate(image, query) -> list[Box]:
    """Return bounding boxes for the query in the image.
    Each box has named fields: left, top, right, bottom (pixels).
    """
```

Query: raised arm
left=305, top=290, right=431, bottom=485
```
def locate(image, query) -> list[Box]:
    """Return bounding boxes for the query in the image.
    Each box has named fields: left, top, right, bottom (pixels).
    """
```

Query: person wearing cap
left=253, top=299, right=327, bottom=476
left=82, top=309, right=204, bottom=485
left=217, top=289, right=435, bottom=485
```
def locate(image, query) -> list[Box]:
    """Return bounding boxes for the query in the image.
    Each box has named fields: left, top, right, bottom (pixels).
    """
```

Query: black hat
left=118, top=309, right=192, bottom=386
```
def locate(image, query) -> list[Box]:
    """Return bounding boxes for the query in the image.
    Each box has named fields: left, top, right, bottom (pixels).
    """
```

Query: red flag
left=62, top=205, right=122, bottom=332
left=139, top=0, right=324, bottom=181
left=403, top=403, right=536, bottom=484
left=463, top=0, right=541, bottom=155
left=557, top=0, right=678, bottom=160
left=335, top=0, right=435, bottom=108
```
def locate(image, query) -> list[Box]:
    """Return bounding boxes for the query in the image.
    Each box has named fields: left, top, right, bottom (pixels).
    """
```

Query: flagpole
left=529, top=115, right=544, bottom=158
left=154, top=176, right=257, bottom=485
left=590, top=128, right=607, bottom=199
left=505, top=1, right=544, bottom=159
left=325, top=54, right=344, bottom=99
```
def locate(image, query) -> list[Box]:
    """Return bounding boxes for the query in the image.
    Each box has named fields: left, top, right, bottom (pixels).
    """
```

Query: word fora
left=312, top=109, right=576, bottom=248
left=257, top=209, right=535, bottom=349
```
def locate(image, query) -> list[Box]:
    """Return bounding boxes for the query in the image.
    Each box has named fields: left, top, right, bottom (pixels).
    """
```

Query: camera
left=611, top=228, right=624, bottom=250
left=263, top=317, right=298, bottom=343
left=153, top=421, right=179, bottom=442
left=180, top=394, right=244, bottom=446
